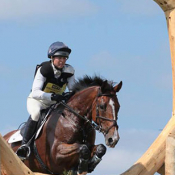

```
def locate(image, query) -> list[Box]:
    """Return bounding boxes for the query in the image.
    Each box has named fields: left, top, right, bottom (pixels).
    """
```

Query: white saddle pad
left=8, top=130, right=22, bottom=143
left=8, top=122, right=45, bottom=144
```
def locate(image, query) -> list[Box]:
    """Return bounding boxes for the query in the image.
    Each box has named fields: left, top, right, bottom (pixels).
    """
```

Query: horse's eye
left=99, top=104, right=106, bottom=110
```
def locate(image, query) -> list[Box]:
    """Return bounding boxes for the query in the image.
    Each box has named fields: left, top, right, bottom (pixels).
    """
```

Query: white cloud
left=93, top=128, right=160, bottom=175
left=0, top=0, right=98, bottom=21
left=96, top=149, right=142, bottom=175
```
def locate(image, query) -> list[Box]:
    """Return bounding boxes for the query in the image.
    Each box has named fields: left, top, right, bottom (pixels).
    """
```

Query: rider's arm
left=31, top=67, right=52, bottom=101
left=67, top=74, right=76, bottom=92
left=63, top=64, right=75, bottom=92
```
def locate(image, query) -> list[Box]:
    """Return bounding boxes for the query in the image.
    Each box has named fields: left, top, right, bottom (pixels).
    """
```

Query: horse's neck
left=45, top=87, right=99, bottom=146
left=68, top=86, right=99, bottom=118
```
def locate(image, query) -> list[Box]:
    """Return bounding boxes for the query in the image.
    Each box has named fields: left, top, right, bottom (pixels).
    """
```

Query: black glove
left=63, top=91, right=75, bottom=102
left=51, top=94, right=65, bottom=102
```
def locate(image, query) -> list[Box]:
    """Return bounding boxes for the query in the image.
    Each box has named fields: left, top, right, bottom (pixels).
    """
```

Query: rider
left=17, top=41, right=75, bottom=159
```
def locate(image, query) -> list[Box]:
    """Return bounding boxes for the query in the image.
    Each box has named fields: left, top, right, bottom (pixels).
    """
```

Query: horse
left=3, top=75, right=122, bottom=175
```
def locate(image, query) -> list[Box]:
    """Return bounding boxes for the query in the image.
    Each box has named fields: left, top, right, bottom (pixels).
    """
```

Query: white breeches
left=27, top=97, right=51, bottom=121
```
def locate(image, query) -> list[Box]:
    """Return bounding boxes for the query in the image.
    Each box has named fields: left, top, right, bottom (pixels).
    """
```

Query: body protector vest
left=36, top=61, right=74, bottom=95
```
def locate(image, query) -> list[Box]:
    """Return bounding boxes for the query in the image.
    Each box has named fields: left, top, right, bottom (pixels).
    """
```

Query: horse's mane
left=72, top=75, right=114, bottom=93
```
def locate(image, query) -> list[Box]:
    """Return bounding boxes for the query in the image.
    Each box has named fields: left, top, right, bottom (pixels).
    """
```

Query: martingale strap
left=33, top=142, right=60, bottom=175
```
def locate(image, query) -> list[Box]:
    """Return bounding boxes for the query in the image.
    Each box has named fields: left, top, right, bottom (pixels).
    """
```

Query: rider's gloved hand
left=63, top=91, right=75, bottom=102
left=51, top=94, right=65, bottom=102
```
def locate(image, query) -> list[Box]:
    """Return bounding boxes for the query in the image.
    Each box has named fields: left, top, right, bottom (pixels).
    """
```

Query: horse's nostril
left=108, top=138, right=113, bottom=144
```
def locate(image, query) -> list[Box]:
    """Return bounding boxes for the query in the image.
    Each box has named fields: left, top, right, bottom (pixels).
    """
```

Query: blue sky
left=0, top=0, right=172, bottom=174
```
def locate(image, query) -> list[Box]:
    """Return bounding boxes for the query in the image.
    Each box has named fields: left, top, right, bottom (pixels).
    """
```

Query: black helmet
left=48, top=41, right=71, bottom=58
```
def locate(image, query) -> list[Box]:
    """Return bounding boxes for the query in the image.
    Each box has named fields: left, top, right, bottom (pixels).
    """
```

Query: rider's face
left=53, top=56, right=67, bottom=69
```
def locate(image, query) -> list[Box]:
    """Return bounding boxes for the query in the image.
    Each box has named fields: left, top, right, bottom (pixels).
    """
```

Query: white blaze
left=109, top=99, right=116, bottom=120
left=108, top=99, right=119, bottom=147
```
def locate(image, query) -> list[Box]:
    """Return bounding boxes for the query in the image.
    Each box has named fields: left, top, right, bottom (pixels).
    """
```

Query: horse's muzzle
left=105, top=129, right=120, bottom=148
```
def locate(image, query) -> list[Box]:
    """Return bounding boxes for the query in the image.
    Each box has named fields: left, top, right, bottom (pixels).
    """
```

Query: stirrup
left=16, top=144, right=31, bottom=161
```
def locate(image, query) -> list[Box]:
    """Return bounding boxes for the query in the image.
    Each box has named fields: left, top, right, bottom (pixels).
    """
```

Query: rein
left=33, top=90, right=118, bottom=174
left=61, top=90, right=118, bottom=135
left=60, top=101, right=102, bottom=132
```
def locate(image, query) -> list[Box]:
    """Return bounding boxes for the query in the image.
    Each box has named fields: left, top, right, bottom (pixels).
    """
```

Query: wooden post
left=0, top=134, right=34, bottom=175
left=0, top=134, right=48, bottom=175
left=120, top=0, right=175, bottom=175
left=120, top=117, right=175, bottom=175
left=153, top=0, right=175, bottom=114
left=165, top=129, right=175, bottom=175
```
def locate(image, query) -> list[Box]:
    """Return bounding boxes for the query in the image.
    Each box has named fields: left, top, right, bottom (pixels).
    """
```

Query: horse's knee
left=79, top=145, right=90, bottom=160
left=87, top=144, right=106, bottom=173
left=96, top=144, right=106, bottom=158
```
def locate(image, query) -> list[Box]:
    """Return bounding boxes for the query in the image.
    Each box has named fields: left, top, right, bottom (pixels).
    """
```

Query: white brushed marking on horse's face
left=109, top=99, right=115, bottom=120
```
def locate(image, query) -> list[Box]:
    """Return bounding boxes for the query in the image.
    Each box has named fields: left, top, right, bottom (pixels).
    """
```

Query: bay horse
left=3, top=75, right=122, bottom=175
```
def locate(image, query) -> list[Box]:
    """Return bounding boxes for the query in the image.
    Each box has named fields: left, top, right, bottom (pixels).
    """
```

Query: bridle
left=93, top=92, right=118, bottom=135
left=59, top=89, right=119, bottom=135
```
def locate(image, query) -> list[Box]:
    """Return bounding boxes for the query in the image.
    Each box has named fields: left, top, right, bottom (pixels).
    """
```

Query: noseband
left=94, top=93, right=118, bottom=135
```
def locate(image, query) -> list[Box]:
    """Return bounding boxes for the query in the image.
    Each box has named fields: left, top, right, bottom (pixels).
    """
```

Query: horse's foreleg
left=88, top=144, right=106, bottom=173
left=53, top=143, right=91, bottom=175
left=77, top=145, right=90, bottom=175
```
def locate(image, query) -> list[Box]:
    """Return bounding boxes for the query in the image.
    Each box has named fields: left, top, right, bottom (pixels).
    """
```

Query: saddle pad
left=8, top=104, right=65, bottom=144
left=8, top=110, right=49, bottom=144
left=8, top=130, right=22, bottom=143
left=8, top=123, right=44, bottom=144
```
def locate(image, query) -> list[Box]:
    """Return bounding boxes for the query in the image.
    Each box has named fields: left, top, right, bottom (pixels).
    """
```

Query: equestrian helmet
left=48, top=41, right=71, bottom=58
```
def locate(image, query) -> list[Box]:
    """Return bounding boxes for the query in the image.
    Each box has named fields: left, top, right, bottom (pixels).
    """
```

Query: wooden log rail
left=120, top=0, right=175, bottom=175
left=1, top=1, right=175, bottom=175
left=120, top=116, right=175, bottom=175
left=0, top=134, right=48, bottom=175
left=165, top=129, right=175, bottom=175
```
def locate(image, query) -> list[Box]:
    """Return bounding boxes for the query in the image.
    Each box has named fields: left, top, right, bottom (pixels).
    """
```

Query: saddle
left=8, top=103, right=65, bottom=144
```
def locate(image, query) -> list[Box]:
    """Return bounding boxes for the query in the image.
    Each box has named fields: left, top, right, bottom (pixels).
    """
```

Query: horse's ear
left=114, top=81, right=122, bottom=93
left=101, top=80, right=108, bottom=93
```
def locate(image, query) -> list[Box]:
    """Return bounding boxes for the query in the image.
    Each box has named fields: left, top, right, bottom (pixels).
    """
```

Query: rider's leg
left=88, top=144, right=106, bottom=173
left=16, top=116, right=38, bottom=159
left=21, top=116, right=38, bottom=145
left=24, top=98, right=44, bottom=141
left=16, top=98, right=48, bottom=159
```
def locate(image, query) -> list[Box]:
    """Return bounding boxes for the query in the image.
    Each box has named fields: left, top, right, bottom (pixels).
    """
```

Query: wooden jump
left=0, top=134, right=49, bottom=175
left=1, top=1, right=175, bottom=175
left=121, top=0, right=175, bottom=175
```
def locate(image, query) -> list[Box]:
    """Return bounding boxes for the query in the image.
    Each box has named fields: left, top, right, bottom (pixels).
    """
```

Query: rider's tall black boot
left=16, top=116, right=37, bottom=160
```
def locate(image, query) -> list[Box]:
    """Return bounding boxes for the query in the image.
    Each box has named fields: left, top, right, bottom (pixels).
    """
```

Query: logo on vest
left=44, top=83, right=66, bottom=95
